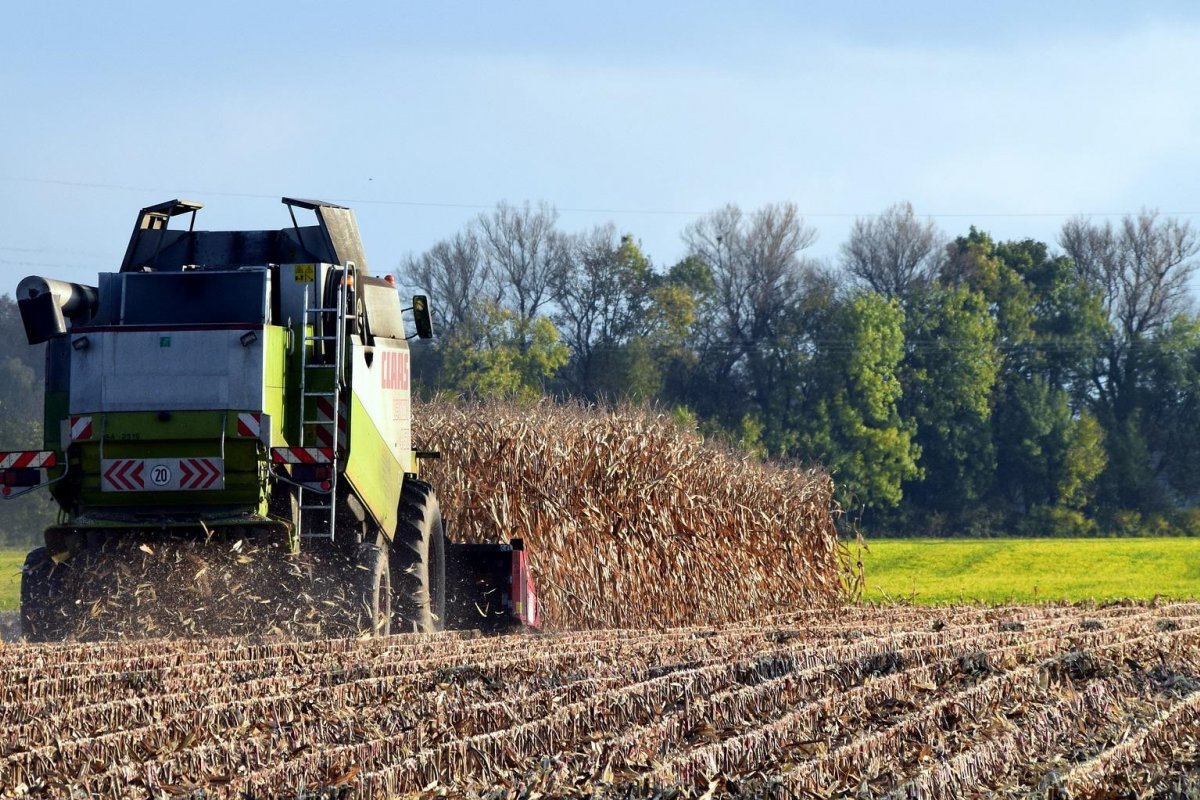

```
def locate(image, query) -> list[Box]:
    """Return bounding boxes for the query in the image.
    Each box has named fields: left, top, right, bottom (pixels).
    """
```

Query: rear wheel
left=353, top=542, right=392, bottom=637
left=392, top=479, right=446, bottom=633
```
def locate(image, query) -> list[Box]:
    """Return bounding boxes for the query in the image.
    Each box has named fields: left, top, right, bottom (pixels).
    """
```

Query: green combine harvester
left=4, top=198, right=539, bottom=640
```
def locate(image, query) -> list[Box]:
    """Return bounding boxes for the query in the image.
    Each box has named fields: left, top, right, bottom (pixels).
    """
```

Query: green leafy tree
left=1056, top=411, right=1107, bottom=510
left=900, top=282, right=1000, bottom=519
left=797, top=293, right=920, bottom=510
left=439, top=302, right=569, bottom=401
left=1142, top=314, right=1200, bottom=502
left=0, top=296, right=56, bottom=547
left=952, top=235, right=1109, bottom=516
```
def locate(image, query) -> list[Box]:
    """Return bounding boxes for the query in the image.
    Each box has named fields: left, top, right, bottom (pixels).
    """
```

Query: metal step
left=295, top=264, right=355, bottom=547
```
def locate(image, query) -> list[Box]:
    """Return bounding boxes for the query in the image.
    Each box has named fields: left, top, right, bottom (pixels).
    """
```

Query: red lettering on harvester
left=381, top=350, right=410, bottom=391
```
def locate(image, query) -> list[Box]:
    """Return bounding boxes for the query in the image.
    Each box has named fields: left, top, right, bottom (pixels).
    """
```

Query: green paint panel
left=42, top=392, right=70, bottom=490
left=43, top=391, right=68, bottom=452
left=67, top=411, right=268, bottom=511
left=343, top=393, right=402, bottom=537
left=264, top=326, right=288, bottom=445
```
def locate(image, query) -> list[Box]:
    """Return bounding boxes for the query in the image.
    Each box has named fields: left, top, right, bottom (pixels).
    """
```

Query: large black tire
left=353, top=542, right=392, bottom=637
left=392, top=479, right=446, bottom=633
left=20, top=547, right=68, bottom=642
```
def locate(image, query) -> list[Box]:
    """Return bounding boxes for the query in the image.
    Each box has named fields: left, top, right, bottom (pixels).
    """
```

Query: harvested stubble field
left=2, top=604, right=1200, bottom=798
left=6, top=402, right=1198, bottom=797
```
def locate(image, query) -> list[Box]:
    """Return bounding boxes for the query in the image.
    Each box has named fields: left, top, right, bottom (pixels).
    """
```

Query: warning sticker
left=101, top=458, right=224, bottom=491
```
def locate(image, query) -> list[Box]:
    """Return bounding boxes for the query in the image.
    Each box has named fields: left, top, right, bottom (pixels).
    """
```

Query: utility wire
left=2, top=176, right=1198, bottom=219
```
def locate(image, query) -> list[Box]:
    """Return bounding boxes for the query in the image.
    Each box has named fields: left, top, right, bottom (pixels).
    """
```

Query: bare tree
left=556, top=225, right=631, bottom=359
left=552, top=225, right=658, bottom=396
left=683, top=203, right=820, bottom=420
left=400, top=230, right=493, bottom=333
left=477, top=201, right=570, bottom=323
left=1060, top=211, right=1198, bottom=340
left=841, top=201, right=943, bottom=300
left=1059, top=211, right=1200, bottom=494
left=684, top=203, right=818, bottom=349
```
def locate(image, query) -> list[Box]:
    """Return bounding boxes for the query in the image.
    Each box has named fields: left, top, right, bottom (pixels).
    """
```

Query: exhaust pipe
left=16, top=276, right=99, bottom=344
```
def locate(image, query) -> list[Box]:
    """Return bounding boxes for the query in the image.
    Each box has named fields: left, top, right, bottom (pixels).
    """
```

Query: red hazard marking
left=69, top=416, right=93, bottom=441
left=104, top=460, right=144, bottom=491
left=271, top=447, right=333, bottom=464
left=178, top=458, right=220, bottom=489
left=313, top=398, right=348, bottom=451
left=315, top=398, right=348, bottom=430
left=0, top=451, right=56, bottom=469
left=194, top=459, right=220, bottom=489
left=236, top=413, right=261, bottom=437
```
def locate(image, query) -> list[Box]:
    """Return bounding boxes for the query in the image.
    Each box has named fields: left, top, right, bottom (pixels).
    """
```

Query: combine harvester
left=3, top=198, right=538, bottom=640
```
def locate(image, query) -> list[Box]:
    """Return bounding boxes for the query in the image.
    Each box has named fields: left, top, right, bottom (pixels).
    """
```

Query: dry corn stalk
left=415, top=397, right=853, bottom=629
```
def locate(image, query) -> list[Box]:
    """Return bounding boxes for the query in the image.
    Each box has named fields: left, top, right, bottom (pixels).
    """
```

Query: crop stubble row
left=2, top=604, right=1199, bottom=798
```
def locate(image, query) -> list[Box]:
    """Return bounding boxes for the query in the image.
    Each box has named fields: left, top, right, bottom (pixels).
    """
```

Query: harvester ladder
left=296, top=262, right=354, bottom=542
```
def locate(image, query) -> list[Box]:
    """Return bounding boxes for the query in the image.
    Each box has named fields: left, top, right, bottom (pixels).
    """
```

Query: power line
left=2, top=176, right=1198, bottom=220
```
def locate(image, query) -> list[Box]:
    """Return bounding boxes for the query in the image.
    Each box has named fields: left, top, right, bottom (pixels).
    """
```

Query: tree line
left=0, top=299, right=56, bottom=545
left=402, top=201, right=1200, bottom=537
left=0, top=200, right=1194, bottom=543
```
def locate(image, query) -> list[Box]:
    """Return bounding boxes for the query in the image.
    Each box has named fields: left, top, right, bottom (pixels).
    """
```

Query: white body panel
left=349, top=337, right=411, bottom=460
left=101, top=457, right=225, bottom=492
left=70, top=329, right=266, bottom=413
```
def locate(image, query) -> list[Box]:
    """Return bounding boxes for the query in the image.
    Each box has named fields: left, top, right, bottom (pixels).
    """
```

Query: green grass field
left=1, top=539, right=1196, bottom=613
left=0, top=550, right=24, bottom=611
left=859, top=537, right=1200, bottom=604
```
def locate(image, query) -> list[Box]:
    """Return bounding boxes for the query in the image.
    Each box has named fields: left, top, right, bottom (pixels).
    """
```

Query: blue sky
left=3, top=1, right=1200, bottom=289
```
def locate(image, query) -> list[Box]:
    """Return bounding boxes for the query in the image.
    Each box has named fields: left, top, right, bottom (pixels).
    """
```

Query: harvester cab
left=6, top=197, right=540, bottom=640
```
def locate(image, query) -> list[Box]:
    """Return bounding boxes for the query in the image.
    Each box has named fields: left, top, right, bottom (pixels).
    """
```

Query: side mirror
left=412, top=295, right=434, bottom=339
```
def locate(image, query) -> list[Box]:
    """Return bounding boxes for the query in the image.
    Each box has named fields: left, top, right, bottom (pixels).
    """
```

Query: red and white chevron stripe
left=178, top=458, right=222, bottom=489
left=236, top=412, right=262, bottom=438
left=312, top=397, right=348, bottom=452
left=102, top=459, right=144, bottom=491
left=101, top=457, right=225, bottom=492
left=0, top=451, right=57, bottom=469
left=271, top=447, right=334, bottom=464
left=69, top=416, right=92, bottom=442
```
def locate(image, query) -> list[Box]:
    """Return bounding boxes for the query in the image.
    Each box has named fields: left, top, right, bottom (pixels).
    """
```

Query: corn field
left=416, top=398, right=853, bottom=629
left=2, top=603, right=1199, bottom=798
